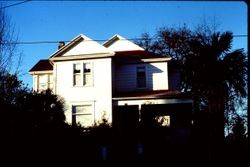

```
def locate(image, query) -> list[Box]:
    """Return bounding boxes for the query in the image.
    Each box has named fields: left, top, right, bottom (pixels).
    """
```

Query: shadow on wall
left=114, top=62, right=164, bottom=92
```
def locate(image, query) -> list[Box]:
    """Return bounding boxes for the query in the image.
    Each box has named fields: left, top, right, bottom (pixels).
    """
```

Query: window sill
left=72, top=85, right=94, bottom=88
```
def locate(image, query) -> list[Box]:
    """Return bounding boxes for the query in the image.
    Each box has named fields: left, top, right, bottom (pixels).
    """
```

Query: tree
left=185, top=31, right=247, bottom=161
left=225, top=114, right=247, bottom=164
left=0, top=2, right=21, bottom=73
left=0, top=72, right=67, bottom=137
left=135, top=25, right=193, bottom=62
left=137, top=26, right=248, bottom=161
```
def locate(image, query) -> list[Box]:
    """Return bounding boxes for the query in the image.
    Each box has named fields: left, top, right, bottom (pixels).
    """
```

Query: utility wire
left=0, top=35, right=247, bottom=45
left=0, top=0, right=31, bottom=10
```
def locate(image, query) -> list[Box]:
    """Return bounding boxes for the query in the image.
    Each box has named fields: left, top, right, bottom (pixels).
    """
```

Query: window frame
left=136, top=66, right=147, bottom=89
left=37, top=73, right=53, bottom=91
left=72, top=104, right=94, bottom=127
left=83, top=62, right=93, bottom=86
left=73, top=62, right=93, bottom=87
left=48, top=74, right=53, bottom=90
left=73, top=63, right=82, bottom=86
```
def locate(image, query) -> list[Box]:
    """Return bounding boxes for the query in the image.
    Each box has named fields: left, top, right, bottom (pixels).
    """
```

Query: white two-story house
left=29, top=34, right=192, bottom=128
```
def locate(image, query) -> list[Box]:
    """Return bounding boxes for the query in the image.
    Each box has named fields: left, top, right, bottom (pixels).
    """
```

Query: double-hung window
left=83, top=63, right=92, bottom=86
left=72, top=105, right=94, bottom=127
left=73, top=63, right=81, bottom=86
left=37, top=74, right=53, bottom=91
left=38, top=74, right=47, bottom=90
left=136, top=66, right=146, bottom=88
left=73, top=62, right=92, bottom=86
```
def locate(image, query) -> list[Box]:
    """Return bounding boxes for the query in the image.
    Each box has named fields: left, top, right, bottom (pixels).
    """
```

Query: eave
left=50, top=52, right=115, bottom=62
left=29, top=70, right=53, bottom=75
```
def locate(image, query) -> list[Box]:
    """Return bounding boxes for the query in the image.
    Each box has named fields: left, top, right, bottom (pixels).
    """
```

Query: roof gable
left=49, top=34, right=113, bottom=59
left=103, top=34, right=144, bottom=51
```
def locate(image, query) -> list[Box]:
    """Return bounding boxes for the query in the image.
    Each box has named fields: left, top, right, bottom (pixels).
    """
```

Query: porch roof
left=29, top=59, right=53, bottom=72
left=112, top=90, right=191, bottom=100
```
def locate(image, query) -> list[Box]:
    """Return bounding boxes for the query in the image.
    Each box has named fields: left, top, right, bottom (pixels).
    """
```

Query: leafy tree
left=137, top=25, right=248, bottom=161
left=225, top=114, right=247, bottom=164
left=136, top=25, right=192, bottom=62
left=0, top=72, right=67, bottom=137
left=231, top=114, right=247, bottom=142
left=185, top=31, right=247, bottom=161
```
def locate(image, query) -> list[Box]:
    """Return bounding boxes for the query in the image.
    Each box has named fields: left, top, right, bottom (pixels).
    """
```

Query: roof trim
left=141, top=57, right=171, bottom=62
left=29, top=70, right=53, bottom=75
left=103, top=34, right=144, bottom=51
left=113, top=90, right=191, bottom=100
left=49, top=34, right=86, bottom=59
left=50, top=52, right=114, bottom=61
left=103, top=34, right=124, bottom=47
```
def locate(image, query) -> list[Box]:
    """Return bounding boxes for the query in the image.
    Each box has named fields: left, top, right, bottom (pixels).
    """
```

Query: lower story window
left=155, top=115, right=170, bottom=127
left=72, top=105, right=94, bottom=127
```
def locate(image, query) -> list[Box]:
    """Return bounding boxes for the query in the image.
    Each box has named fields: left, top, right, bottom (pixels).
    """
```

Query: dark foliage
left=136, top=25, right=248, bottom=163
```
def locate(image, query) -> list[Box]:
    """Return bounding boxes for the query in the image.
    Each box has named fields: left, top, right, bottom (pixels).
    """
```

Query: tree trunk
left=207, top=87, right=225, bottom=163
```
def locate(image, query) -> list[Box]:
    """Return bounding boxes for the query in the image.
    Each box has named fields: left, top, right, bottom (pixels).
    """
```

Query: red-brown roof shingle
left=29, top=59, right=53, bottom=72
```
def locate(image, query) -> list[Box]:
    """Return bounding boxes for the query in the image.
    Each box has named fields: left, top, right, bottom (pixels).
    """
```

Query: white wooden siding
left=115, top=62, right=169, bottom=92
left=115, top=64, right=136, bottom=92
left=149, top=62, right=168, bottom=90
left=32, top=75, right=38, bottom=91
left=62, top=39, right=111, bottom=56
left=54, top=58, right=113, bottom=125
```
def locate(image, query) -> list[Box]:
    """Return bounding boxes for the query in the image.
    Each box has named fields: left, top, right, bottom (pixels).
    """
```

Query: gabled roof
left=29, top=59, right=53, bottom=72
left=103, top=34, right=144, bottom=51
left=29, top=34, right=171, bottom=73
left=49, top=34, right=113, bottom=60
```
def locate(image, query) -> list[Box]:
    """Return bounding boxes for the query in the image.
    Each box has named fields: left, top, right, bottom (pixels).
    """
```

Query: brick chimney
left=58, top=41, right=65, bottom=50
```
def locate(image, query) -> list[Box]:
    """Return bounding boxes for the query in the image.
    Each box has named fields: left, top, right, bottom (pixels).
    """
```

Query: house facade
left=29, top=34, right=192, bottom=128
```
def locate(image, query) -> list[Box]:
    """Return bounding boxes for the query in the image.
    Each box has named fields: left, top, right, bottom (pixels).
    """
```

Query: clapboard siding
left=115, top=62, right=169, bottom=92
left=115, top=64, right=136, bottom=92
left=54, top=58, right=113, bottom=124
left=149, top=62, right=168, bottom=90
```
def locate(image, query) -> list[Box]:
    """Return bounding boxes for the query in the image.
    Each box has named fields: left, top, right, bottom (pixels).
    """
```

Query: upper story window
left=38, top=74, right=53, bottom=91
left=136, top=66, right=146, bottom=88
left=73, top=63, right=81, bottom=86
left=73, top=62, right=93, bottom=87
left=83, top=63, right=92, bottom=86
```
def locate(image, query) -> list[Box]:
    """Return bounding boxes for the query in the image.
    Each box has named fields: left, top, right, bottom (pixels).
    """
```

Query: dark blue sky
left=3, top=1, right=248, bottom=87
